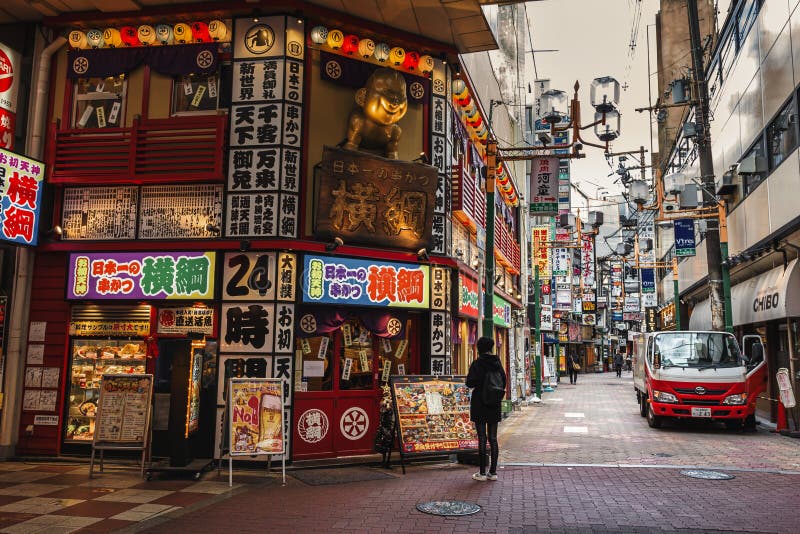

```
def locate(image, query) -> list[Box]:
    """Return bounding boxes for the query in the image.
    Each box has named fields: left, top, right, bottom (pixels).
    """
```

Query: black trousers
left=568, top=367, right=578, bottom=384
left=615, top=364, right=622, bottom=377
left=474, top=420, right=499, bottom=475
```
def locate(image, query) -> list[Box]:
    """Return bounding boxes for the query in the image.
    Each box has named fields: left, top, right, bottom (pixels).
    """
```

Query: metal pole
left=534, top=265, right=542, bottom=398
left=483, top=139, right=497, bottom=337
left=672, top=258, right=681, bottom=331
left=688, top=0, right=725, bottom=331
left=719, top=203, right=733, bottom=333
left=786, top=318, right=798, bottom=430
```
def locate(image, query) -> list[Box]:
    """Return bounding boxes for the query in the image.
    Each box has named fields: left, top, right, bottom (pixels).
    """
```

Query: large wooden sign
left=390, top=375, right=477, bottom=455
left=314, top=146, right=438, bottom=251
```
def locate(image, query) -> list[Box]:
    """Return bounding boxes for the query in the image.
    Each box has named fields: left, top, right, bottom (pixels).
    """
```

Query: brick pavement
left=138, top=372, right=800, bottom=533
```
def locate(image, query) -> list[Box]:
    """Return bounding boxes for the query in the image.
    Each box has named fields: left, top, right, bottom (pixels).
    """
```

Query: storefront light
left=326, top=29, right=344, bottom=49
left=419, top=55, right=434, bottom=75
left=137, top=25, right=156, bottom=45
left=155, top=24, right=173, bottom=45
left=208, top=20, right=228, bottom=41
left=374, top=42, right=390, bottom=62
left=103, top=27, right=122, bottom=48
left=310, top=25, right=328, bottom=44
left=389, top=47, right=405, bottom=66
left=342, top=34, right=360, bottom=55
left=173, top=23, right=191, bottom=44
left=403, top=50, right=420, bottom=71
left=191, top=21, right=211, bottom=43
left=120, top=26, right=140, bottom=47
left=86, top=28, right=104, bottom=48
left=451, top=79, right=466, bottom=98
left=358, top=38, right=375, bottom=58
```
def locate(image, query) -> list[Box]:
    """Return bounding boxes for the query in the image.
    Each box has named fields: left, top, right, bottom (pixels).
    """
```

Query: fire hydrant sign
left=67, top=252, right=216, bottom=300
left=228, top=378, right=285, bottom=456
left=0, top=148, right=45, bottom=245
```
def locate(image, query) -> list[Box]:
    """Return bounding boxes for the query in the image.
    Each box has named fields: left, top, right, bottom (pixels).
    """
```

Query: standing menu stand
left=389, top=375, right=479, bottom=474
left=89, top=374, right=154, bottom=478
left=227, top=378, right=286, bottom=487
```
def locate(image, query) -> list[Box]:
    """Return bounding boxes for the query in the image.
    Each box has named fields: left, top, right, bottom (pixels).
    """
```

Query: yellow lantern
left=419, top=54, right=434, bottom=75
left=68, top=30, right=88, bottom=49
left=208, top=20, right=229, bottom=41
left=389, top=47, right=405, bottom=66
left=358, top=38, right=375, bottom=59
left=137, top=25, right=156, bottom=45
left=102, top=28, right=122, bottom=48
left=173, top=22, right=192, bottom=44
left=326, top=29, right=344, bottom=49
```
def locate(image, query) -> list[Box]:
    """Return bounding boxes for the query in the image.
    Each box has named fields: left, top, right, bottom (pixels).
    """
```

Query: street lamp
left=628, top=179, right=650, bottom=205
left=540, top=89, right=568, bottom=124
left=590, top=76, right=621, bottom=113
left=663, top=171, right=686, bottom=196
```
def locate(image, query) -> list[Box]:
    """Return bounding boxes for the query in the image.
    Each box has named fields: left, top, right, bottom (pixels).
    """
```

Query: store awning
left=689, top=259, right=800, bottom=329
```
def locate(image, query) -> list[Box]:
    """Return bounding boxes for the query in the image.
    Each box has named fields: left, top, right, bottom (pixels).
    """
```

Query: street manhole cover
left=417, top=500, right=481, bottom=516
left=680, top=469, right=735, bottom=480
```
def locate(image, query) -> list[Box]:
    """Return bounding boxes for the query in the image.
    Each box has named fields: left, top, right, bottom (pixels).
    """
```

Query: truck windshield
left=653, top=332, right=742, bottom=368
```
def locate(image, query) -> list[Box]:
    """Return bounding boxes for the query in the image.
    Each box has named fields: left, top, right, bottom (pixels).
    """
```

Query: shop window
left=736, top=0, right=760, bottom=48
left=172, top=73, right=220, bottom=115
left=767, top=97, right=798, bottom=170
left=299, top=334, right=333, bottom=391
left=72, top=75, right=127, bottom=129
left=379, top=320, right=412, bottom=381
left=340, top=319, right=375, bottom=391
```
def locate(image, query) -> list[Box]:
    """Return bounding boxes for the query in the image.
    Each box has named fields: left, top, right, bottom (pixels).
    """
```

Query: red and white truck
left=632, top=331, right=767, bottom=429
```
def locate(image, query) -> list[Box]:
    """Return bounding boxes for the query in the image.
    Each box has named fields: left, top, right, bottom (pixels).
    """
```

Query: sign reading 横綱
left=313, top=147, right=438, bottom=251
left=530, top=157, right=559, bottom=215
left=0, top=149, right=45, bottom=245
left=458, top=273, right=479, bottom=319
left=302, top=255, right=429, bottom=308
left=673, top=218, right=696, bottom=256
left=67, top=252, right=215, bottom=300
left=226, top=16, right=305, bottom=239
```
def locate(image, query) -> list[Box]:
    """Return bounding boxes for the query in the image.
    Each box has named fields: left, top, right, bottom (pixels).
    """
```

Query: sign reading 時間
left=67, top=252, right=216, bottom=300
left=0, top=149, right=45, bottom=245
left=302, top=255, right=429, bottom=308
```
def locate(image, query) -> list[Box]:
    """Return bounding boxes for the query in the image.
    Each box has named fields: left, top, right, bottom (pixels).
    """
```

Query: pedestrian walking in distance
left=614, top=351, right=624, bottom=378
left=567, top=352, right=580, bottom=385
left=466, top=336, right=506, bottom=482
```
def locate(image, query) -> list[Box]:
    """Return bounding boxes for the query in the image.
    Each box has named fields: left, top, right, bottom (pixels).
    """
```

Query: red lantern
left=120, top=26, right=140, bottom=47
left=342, top=34, right=360, bottom=55
left=468, top=116, right=483, bottom=129
left=191, top=21, right=211, bottom=43
left=457, top=93, right=471, bottom=108
left=402, top=50, right=420, bottom=70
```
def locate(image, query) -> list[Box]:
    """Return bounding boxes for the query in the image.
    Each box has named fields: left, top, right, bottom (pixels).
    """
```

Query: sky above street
left=524, top=0, right=732, bottom=205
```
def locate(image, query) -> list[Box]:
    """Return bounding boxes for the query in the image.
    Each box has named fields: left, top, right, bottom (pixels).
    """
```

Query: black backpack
left=481, top=367, right=505, bottom=405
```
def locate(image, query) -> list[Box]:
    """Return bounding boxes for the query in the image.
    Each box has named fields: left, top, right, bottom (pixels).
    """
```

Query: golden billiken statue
left=344, top=68, right=408, bottom=160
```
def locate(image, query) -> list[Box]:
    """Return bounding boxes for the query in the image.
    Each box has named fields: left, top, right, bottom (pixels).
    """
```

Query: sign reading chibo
left=314, top=146, right=437, bottom=251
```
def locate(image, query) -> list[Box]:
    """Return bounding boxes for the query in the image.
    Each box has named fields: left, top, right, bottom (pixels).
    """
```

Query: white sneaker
left=486, top=473, right=498, bottom=481
left=472, top=472, right=487, bottom=481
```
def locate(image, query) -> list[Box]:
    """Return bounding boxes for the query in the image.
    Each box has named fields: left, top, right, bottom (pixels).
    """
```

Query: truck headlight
left=722, top=393, right=747, bottom=405
left=652, top=390, right=678, bottom=403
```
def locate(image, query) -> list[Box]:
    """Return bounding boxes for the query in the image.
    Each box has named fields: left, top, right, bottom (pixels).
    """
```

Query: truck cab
left=632, top=331, right=767, bottom=429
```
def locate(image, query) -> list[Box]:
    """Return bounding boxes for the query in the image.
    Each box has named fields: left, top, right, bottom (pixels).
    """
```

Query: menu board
left=139, top=184, right=223, bottom=240
left=228, top=378, right=284, bottom=456
left=390, top=375, right=478, bottom=454
left=62, top=186, right=138, bottom=240
left=94, top=374, right=153, bottom=444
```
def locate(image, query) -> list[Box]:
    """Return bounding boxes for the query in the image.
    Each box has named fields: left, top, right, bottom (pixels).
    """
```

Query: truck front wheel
left=647, top=404, right=663, bottom=428
left=639, top=393, right=648, bottom=417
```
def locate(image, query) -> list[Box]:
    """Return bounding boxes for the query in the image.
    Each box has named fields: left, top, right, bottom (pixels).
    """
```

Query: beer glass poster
left=229, top=378, right=284, bottom=456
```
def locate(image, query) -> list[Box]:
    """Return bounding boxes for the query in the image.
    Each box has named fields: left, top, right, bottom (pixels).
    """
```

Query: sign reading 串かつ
left=67, top=252, right=216, bottom=300
left=0, top=148, right=45, bottom=245
left=302, top=255, right=429, bottom=308
left=458, top=273, right=479, bottom=318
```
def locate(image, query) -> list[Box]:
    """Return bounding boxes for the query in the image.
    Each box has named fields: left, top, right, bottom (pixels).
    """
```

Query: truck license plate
left=691, top=408, right=712, bottom=417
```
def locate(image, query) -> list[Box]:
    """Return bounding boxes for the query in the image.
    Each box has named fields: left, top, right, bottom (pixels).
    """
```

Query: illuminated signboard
left=458, top=273, right=479, bottom=318
left=67, top=252, right=216, bottom=300
left=301, top=255, right=429, bottom=308
left=0, top=148, right=45, bottom=245
left=493, top=294, right=512, bottom=327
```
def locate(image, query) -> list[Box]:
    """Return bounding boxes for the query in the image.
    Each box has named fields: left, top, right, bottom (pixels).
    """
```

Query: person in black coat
left=614, top=351, right=624, bottom=378
left=567, top=352, right=580, bottom=385
left=466, top=336, right=506, bottom=481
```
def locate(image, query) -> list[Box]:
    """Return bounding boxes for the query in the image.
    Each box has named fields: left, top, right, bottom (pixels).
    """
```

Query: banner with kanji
left=0, top=149, right=45, bottom=245
left=67, top=252, right=215, bottom=300
left=529, top=157, right=559, bottom=215
left=580, top=234, right=595, bottom=287
left=531, top=224, right=551, bottom=279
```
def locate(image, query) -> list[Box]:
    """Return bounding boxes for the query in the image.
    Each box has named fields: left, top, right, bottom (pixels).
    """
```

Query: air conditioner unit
left=737, top=154, right=767, bottom=174
left=672, top=79, right=690, bottom=104
left=717, top=167, right=739, bottom=195
left=682, top=122, right=697, bottom=138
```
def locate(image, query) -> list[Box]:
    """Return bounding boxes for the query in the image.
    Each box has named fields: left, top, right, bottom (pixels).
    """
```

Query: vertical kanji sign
left=529, top=157, right=559, bottom=215
left=0, top=149, right=45, bottom=245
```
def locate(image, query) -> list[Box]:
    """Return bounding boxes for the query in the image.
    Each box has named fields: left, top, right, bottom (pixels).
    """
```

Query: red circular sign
left=0, top=49, right=13, bottom=94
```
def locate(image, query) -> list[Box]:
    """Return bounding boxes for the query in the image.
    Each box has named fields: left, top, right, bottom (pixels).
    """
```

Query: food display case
left=65, top=339, right=147, bottom=442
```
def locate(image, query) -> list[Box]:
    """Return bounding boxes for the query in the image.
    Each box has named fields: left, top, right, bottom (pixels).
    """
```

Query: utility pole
left=483, top=139, right=497, bottom=337
left=687, top=0, right=725, bottom=331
